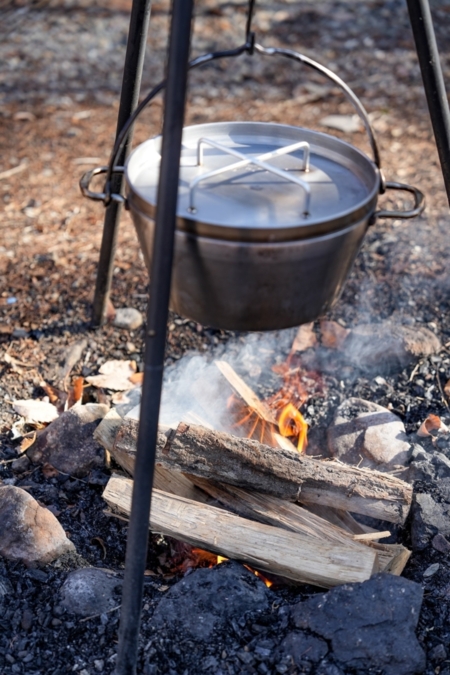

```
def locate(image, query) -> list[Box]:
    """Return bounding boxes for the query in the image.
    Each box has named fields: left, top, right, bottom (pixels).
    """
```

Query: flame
left=278, top=402, right=308, bottom=453
left=183, top=548, right=272, bottom=587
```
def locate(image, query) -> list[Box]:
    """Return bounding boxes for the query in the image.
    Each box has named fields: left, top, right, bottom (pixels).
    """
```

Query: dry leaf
left=41, top=463, right=59, bottom=478
left=19, top=431, right=37, bottom=453
left=417, top=413, right=449, bottom=437
left=67, top=376, right=84, bottom=408
left=291, top=323, right=317, bottom=352
left=40, top=381, right=62, bottom=405
left=86, top=360, right=137, bottom=391
left=129, top=372, right=144, bottom=385
left=320, top=320, right=350, bottom=349
left=12, top=399, right=59, bottom=424
left=444, top=379, right=450, bottom=398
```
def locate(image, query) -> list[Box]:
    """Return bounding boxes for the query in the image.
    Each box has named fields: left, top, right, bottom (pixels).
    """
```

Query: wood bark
left=103, top=474, right=378, bottom=588
left=112, top=418, right=412, bottom=524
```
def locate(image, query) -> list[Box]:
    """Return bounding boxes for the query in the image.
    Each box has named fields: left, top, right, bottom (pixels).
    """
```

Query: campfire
left=98, top=325, right=414, bottom=589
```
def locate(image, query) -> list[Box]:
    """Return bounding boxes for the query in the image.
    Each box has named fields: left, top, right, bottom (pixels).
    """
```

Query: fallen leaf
left=42, top=463, right=59, bottom=478
left=67, top=376, right=84, bottom=408
left=86, top=360, right=137, bottom=391
left=417, top=413, right=449, bottom=437
left=12, top=399, right=59, bottom=424
left=320, top=320, right=350, bottom=349
left=291, top=323, right=317, bottom=352
left=444, top=379, right=450, bottom=398
left=129, top=372, right=144, bottom=385
left=40, top=381, right=63, bottom=405
left=19, top=432, right=37, bottom=453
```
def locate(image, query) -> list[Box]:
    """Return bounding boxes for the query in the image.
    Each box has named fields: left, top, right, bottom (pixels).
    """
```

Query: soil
left=1, top=0, right=450, bottom=673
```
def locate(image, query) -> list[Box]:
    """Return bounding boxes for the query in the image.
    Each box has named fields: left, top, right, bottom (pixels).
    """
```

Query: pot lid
left=126, top=122, right=380, bottom=242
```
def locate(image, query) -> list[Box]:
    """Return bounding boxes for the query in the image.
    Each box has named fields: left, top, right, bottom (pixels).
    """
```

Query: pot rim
left=126, top=121, right=381, bottom=243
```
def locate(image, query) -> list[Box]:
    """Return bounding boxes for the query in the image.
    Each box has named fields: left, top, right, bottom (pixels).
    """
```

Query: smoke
left=126, top=328, right=297, bottom=430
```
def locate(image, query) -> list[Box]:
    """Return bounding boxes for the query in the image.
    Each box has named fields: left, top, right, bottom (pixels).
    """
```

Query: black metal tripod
left=87, top=1, right=450, bottom=673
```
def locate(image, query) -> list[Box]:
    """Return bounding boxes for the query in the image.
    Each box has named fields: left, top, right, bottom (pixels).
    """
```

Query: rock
left=60, top=568, right=121, bottom=617
left=423, top=563, right=439, bottom=578
left=0, top=574, right=13, bottom=606
left=342, top=322, right=441, bottom=372
left=27, top=403, right=108, bottom=477
left=411, top=493, right=450, bottom=551
left=151, top=561, right=270, bottom=641
left=113, top=308, right=143, bottom=331
left=429, top=643, right=447, bottom=663
left=0, top=486, right=75, bottom=565
left=279, top=631, right=328, bottom=666
left=291, top=574, right=425, bottom=675
left=327, top=397, right=411, bottom=468
left=432, top=533, right=450, bottom=553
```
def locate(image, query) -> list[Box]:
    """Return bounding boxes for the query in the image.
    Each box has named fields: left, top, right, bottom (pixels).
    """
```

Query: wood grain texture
left=103, top=474, right=378, bottom=588
left=112, top=419, right=412, bottom=524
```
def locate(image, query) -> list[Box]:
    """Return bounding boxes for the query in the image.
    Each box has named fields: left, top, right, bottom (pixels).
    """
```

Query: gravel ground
left=1, top=0, right=450, bottom=674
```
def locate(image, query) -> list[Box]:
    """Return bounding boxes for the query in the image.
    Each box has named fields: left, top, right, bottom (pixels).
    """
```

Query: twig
left=0, top=162, right=28, bottom=181
left=79, top=604, right=121, bottom=623
left=409, top=361, right=422, bottom=382
left=436, top=372, right=449, bottom=410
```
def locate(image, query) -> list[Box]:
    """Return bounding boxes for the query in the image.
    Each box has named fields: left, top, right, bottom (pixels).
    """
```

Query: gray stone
left=113, top=308, right=143, bottom=331
left=291, top=574, right=425, bottom=675
left=60, top=568, right=121, bottom=617
left=411, top=493, right=450, bottom=551
left=280, top=631, right=328, bottom=665
left=328, top=398, right=411, bottom=469
left=432, top=533, right=450, bottom=553
left=27, top=403, right=108, bottom=477
left=152, top=561, right=270, bottom=641
left=342, top=322, right=441, bottom=372
left=429, top=643, right=447, bottom=662
left=423, top=563, right=439, bottom=578
left=0, top=486, right=75, bottom=565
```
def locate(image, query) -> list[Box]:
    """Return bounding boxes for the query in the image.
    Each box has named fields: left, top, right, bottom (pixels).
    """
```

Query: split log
left=112, top=419, right=412, bottom=524
left=103, top=474, right=378, bottom=588
left=97, top=414, right=410, bottom=576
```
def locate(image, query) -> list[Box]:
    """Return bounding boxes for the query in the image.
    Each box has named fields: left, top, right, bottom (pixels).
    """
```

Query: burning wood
left=108, top=418, right=412, bottom=524
left=216, top=360, right=308, bottom=452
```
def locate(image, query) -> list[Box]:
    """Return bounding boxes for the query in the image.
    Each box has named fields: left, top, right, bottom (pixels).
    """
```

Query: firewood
left=215, top=360, right=277, bottom=424
left=112, top=419, right=412, bottom=524
left=103, top=474, right=379, bottom=588
left=169, top=475, right=410, bottom=576
left=97, top=417, right=410, bottom=577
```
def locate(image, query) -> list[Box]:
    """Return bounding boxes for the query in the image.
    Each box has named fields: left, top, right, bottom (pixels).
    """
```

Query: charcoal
left=151, top=562, right=270, bottom=642
left=411, top=494, right=450, bottom=551
left=291, top=574, right=425, bottom=675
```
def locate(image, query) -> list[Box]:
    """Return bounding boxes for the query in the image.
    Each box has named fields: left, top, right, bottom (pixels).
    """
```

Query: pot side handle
left=374, top=181, right=425, bottom=220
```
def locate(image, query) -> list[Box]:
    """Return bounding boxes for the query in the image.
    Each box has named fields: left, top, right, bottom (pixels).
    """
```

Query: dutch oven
left=81, top=44, right=425, bottom=331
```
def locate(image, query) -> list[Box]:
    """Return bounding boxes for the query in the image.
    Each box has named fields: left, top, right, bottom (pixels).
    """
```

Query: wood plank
left=103, top=474, right=379, bottom=589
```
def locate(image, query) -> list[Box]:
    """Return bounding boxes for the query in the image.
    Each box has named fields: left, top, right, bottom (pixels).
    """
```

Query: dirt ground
left=1, top=1, right=450, bottom=674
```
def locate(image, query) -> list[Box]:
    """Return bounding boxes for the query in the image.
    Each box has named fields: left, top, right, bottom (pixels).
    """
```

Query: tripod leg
left=92, top=0, right=152, bottom=327
left=114, top=1, right=194, bottom=673
left=406, top=0, right=450, bottom=207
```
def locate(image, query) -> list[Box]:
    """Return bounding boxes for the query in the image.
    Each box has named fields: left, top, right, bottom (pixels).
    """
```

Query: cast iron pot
left=81, top=46, right=425, bottom=331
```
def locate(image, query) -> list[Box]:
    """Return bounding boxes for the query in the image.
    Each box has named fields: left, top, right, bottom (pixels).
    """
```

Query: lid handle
left=188, top=137, right=311, bottom=216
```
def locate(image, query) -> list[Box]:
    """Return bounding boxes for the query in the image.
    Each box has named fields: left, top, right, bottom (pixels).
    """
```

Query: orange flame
left=185, top=549, right=272, bottom=587
left=278, top=403, right=308, bottom=453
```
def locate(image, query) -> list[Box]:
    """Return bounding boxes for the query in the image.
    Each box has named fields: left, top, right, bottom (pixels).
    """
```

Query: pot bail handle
left=254, top=44, right=382, bottom=173
left=375, top=181, right=425, bottom=219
